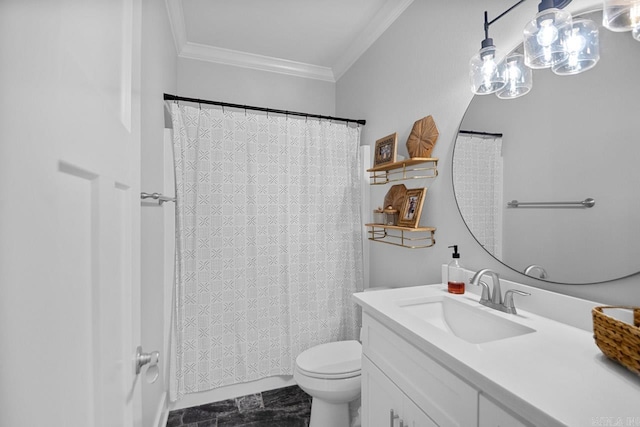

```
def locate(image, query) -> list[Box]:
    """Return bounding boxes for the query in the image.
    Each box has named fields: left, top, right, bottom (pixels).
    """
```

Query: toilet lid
left=296, top=340, right=361, bottom=379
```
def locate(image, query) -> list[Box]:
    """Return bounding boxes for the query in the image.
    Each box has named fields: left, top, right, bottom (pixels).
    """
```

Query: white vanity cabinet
left=361, top=311, right=537, bottom=427
left=361, top=313, right=478, bottom=427
left=356, top=284, right=640, bottom=427
left=362, top=355, right=436, bottom=427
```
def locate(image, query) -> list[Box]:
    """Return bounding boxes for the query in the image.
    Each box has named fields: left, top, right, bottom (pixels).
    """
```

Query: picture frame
left=397, top=188, right=427, bottom=228
left=373, top=133, right=398, bottom=167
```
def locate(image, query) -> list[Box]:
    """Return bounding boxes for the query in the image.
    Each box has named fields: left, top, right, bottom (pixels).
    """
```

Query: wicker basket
left=592, top=306, right=640, bottom=376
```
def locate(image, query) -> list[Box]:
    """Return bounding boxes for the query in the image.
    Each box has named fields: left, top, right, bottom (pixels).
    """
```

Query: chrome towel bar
left=140, top=192, right=176, bottom=205
left=507, top=198, right=595, bottom=208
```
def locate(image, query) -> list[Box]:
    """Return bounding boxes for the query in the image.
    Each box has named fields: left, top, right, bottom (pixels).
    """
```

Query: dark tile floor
left=167, top=385, right=312, bottom=427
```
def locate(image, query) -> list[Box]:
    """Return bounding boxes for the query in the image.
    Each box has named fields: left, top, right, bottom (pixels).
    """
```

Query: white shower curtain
left=453, top=133, right=503, bottom=258
left=169, top=103, right=363, bottom=400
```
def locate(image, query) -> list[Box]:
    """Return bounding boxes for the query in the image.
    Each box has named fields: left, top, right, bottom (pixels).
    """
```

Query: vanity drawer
left=362, top=312, right=478, bottom=427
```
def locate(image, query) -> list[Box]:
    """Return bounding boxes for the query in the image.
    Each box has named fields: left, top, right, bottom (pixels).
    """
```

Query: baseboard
left=154, top=391, right=168, bottom=427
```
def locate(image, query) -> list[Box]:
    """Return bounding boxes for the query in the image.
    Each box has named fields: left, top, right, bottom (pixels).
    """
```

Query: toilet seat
left=295, top=340, right=361, bottom=380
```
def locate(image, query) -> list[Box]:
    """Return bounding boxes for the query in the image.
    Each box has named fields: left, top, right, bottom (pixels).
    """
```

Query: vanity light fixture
left=523, top=0, right=573, bottom=68
left=469, top=11, right=506, bottom=95
left=603, top=0, right=640, bottom=41
left=469, top=0, right=573, bottom=97
left=603, top=0, right=640, bottom=31
left=552, top=18, right=600, bottom=75
left=496, top=53, right=532, bottom=99
left=469, top=0, right=608, bottom=99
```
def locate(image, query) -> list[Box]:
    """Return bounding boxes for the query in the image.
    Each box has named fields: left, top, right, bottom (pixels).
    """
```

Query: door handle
left=135, top=346, right=159, bottom=383
left=135, top=346, right=159, bottom=374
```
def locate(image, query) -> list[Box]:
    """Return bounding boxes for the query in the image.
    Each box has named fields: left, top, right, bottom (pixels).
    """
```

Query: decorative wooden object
left=406, top=116, right=439, bottom=158
left=383, top=184, right=407, bottom=213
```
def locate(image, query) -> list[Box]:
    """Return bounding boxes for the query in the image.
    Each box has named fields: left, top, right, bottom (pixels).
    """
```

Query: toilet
left=294, top=340, right=362, bottom=427
left=294, top=288, right=388, bottom=426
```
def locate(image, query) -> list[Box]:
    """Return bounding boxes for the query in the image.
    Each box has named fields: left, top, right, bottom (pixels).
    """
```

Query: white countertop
left=354, top=283, right=640, bottom=427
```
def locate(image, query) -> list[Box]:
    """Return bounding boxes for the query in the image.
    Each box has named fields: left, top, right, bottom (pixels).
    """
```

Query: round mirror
left=453, top=9, right=640, bottom=284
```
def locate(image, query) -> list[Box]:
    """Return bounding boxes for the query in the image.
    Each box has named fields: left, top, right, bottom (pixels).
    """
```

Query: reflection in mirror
left=453, top=10, right=640, bottom=285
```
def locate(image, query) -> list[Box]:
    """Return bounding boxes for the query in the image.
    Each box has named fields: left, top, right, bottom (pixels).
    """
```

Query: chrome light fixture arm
left=470, top=1, right=531, bottom=96
left=482, top=0, right=572, bottom=35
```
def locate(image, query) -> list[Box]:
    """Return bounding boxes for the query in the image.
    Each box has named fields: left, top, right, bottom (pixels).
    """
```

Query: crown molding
left=165, top=0, right=413, bottom=82
left=165, top=0, right=186, bottom=55
left=180, top=42, right=336, bottom=82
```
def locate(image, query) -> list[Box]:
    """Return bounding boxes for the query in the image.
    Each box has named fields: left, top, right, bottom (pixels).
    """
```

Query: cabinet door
left=362, top=356, right=438, bottom=427
left=363, top=313, right=478, bottom=427
left=362, top=356, right=404, bottom=427
left=403, top=397, right=438, bottom=427
left=479, top=394, right=532, bottom=427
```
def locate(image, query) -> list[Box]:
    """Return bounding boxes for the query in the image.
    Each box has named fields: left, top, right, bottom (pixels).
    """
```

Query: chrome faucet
left=469, top=269, right=530, bottom=314
left=470, top=269, right=502, bottom=304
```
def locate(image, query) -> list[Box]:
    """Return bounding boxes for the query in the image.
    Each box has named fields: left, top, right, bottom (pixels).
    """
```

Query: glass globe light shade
left=552, top=19, right=600, bottom=75
left=603, top=0, right=640, bottom=31
left=523, top=8, right=572, bottom=68
left=469, top=43, right=506, bottom=95
left=496, top=53, right=533, bottom=99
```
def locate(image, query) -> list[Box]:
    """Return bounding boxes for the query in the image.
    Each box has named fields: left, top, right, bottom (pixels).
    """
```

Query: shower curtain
left=169, top=103, right=363, bottom=400
left=453, top=132, right=503, bottom=258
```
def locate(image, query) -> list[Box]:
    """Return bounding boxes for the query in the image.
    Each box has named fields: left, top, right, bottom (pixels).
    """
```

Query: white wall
left=336, top=0, right=640, bottom=305
left=177, top=58, right=336, bottom=116
left=140, top=0, right=177, bottom=425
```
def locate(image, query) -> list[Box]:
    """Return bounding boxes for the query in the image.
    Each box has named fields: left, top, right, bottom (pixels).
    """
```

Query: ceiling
left=166, top=0, right=414, bottom=82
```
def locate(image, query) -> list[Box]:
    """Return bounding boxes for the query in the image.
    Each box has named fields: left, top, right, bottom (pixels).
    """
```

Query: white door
left=0, top=1, right=142, bottom=426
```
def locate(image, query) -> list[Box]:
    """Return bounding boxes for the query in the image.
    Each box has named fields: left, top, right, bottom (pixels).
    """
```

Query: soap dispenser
left=447, top=245, right=465, bottom=294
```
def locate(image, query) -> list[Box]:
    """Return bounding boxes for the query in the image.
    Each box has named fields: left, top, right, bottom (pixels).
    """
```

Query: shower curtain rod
left=458, top=130, right=503, bottom=137
left=164, top=93, right=366, bottom=126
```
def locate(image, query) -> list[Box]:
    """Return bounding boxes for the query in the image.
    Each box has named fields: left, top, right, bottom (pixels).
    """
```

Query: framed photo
left=373, top=133, right=398, bottom=167
left=397, top=188, right=427, bottom=228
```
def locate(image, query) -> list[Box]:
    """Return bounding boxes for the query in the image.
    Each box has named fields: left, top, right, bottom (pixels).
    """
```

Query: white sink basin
left=399, top=295, right=535, bottom=344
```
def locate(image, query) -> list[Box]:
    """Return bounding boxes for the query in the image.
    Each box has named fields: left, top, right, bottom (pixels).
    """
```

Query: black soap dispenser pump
left=447, top=245, right=465, bottom=294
